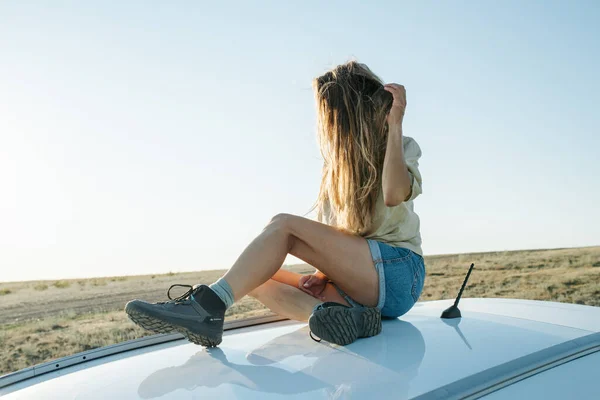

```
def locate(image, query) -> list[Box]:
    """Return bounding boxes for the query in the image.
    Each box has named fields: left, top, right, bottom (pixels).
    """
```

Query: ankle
left=209, top=278, right=234, bottom=309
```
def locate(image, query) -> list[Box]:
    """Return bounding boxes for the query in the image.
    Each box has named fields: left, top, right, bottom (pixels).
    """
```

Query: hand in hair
left=384, top=83, right=407, bottom=126
left=298, top=273, right=328, bottom=300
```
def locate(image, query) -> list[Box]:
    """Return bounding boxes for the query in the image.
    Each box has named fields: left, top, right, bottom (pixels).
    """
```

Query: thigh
left=283, top=215, right=379, bottom=307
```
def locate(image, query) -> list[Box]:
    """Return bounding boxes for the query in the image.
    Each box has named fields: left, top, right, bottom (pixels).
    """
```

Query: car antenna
left=441, top=263, right=475, bottom=319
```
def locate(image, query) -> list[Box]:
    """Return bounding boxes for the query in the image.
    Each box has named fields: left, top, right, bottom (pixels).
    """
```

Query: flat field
left=1, top=246, right=598, bottom=375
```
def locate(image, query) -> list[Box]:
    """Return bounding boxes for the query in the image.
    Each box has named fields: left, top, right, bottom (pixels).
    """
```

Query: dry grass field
left=1, top=246, right=598, bottom=376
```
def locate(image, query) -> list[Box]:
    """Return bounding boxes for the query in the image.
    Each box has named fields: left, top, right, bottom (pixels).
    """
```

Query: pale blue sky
left=1, top=1, right=598, bottom=282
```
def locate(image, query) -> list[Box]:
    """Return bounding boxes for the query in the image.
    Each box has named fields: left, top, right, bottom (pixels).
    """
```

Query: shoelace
left=166, top=284, right=196, bottom=303
left=161, top=286, right=325, bottom=343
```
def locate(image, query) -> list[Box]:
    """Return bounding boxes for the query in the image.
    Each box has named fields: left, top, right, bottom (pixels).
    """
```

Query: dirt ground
left=1, top=246, right=598, bottom=375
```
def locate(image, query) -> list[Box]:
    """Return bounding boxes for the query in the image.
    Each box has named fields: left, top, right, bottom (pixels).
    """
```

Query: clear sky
left=1, top=1, right=599, bottom=282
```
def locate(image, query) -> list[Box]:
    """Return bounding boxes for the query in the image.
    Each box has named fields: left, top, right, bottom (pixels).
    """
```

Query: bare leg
left=249, top=280, right=319, bottom=322
left=249, top=272, right=351, bottom=322
left=125, top=214, right=378, bottom=347
left=223, top=213, right=378, bottom=307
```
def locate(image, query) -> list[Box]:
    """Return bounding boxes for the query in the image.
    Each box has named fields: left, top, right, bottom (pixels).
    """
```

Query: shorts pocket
left=389, top=246, right=412, bottom=261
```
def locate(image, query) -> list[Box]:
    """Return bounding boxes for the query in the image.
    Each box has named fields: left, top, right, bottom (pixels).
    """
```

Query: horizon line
left=1, top=244, right=597, bottom=285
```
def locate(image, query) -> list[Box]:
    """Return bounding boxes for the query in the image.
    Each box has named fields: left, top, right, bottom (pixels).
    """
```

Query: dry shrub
left=53, top=281, right=70, bottom=289
left=1, top=246, right=598, bottom=376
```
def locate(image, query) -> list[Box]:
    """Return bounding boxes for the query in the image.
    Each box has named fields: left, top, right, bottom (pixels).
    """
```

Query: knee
left=265, top=213, right=297, bottom=251
left=267, top=213, right=293, bottom=233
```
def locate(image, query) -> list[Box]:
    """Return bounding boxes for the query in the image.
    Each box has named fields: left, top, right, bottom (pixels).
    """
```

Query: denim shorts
left=334, top=239, right=426, bottom=318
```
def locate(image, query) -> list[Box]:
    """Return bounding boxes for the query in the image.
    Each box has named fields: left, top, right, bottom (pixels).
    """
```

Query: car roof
left=480, top=350, right=600, bottom=400
left=1, top=298, right=599, bottom=399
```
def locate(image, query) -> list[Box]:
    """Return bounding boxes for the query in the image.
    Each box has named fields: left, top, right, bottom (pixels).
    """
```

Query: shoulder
left=402, top=136, right=422, bottom=158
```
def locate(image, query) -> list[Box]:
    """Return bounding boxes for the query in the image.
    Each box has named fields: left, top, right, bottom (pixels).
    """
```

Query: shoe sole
left=125, top=302, right=222, bottom=348
left=308, top=306, right=382, bottom=346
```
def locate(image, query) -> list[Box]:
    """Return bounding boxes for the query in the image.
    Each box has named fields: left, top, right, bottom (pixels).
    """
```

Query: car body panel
left=481, top=351, right=600, bottom=399
left=1, top=299, right=598, bottom=399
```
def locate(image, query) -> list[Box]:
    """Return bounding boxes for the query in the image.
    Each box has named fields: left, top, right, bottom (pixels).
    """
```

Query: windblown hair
left=313, top=61, right=393, bottom=235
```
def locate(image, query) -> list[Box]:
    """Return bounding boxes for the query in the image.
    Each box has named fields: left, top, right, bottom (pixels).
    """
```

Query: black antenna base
left=441, top=305, right=462, bottom=319
left=440, top=263, right=475, bottom=319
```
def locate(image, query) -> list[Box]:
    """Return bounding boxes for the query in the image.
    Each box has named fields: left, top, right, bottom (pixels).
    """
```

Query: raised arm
left=382, top=83, right=412, bottom=207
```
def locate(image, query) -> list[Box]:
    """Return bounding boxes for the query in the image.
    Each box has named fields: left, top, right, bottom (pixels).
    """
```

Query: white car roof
left=1, top=298, right=599, bottom=399
left=481, top=351, right=600, bottom=400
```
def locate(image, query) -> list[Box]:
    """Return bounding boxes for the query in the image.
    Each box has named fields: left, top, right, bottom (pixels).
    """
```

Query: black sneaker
left=308, top=302, right=382, bottom=346
left=125, top=284, right=226, bottom=347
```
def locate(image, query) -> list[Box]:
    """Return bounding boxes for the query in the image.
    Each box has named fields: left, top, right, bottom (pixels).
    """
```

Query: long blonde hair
left=313, top=61, right=393, bottom=235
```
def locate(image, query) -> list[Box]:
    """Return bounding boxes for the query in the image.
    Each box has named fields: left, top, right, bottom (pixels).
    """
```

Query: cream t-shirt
left=324, top=135, right=423, bottom=256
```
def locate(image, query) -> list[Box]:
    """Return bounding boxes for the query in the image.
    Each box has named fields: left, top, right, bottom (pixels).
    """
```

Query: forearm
left=271, top=269, right=303, bottom=287
left=382, top=125, right=411, bottom=206
left=272, top=269, right=328, bottom=287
